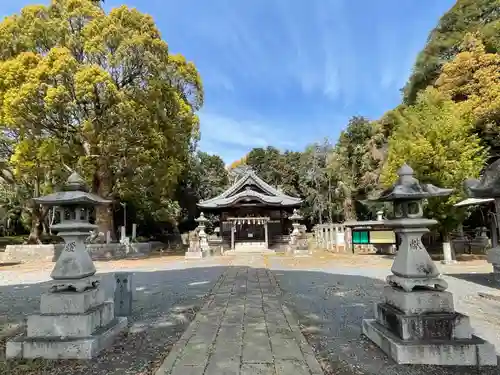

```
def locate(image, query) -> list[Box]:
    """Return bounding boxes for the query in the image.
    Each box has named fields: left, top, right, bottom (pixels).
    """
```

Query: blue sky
left=1, top=0, right=456, bottom=164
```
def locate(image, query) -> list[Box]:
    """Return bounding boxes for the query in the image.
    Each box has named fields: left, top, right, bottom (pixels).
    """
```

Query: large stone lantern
left=6, top=172, right=127, bottom=359
left=362, top=163, right=496, bottom=366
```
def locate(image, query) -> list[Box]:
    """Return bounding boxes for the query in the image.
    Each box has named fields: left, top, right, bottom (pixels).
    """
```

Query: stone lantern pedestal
left=362, top=164, right=497, bottom=366
left=6, top=173, right=127, bottom=359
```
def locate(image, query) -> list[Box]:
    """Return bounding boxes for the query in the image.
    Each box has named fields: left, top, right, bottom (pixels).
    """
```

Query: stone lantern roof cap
left=290, top=208, right=303, bottom=220
left=464, top=158, right=500, bottom=198
left=195, top=212, right=208, bottom=223
left=33, top=172, right=112, bottom=207
left=376, top=163, right=453, bottom=202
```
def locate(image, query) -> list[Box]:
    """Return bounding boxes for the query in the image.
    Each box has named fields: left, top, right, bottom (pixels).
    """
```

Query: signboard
left=370, top=230, right=396, bottom=244
left=352, top=230, right=369, bottom=244
left=351, top=230, right=396, bottom=245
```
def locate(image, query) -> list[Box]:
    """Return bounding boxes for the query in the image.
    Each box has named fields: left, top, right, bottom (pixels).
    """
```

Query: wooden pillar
left=264, top=221, right=269, bottom=249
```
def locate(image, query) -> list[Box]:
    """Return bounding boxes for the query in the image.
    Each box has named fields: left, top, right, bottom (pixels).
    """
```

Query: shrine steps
left=224, top=248, right=275, bottom=255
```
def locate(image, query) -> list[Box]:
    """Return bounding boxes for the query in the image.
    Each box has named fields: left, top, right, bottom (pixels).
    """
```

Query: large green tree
left=381, top=88, right=488, bottom=237
left=0, top=0, right=203, bottom=239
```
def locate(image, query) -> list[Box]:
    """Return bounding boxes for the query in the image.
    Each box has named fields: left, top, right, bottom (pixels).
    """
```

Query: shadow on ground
left=446, top=272, right=500, bottom=289
left=0, top=265, right=498, bottom=375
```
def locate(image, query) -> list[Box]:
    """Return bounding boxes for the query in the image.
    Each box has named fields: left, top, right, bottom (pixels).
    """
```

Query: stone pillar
left=231, top=221, right=235, bottom=250
left=328, top=226, right=334, bottom=250
left=131, top=223, right=137, bottom=241
left=264, top=221, right=269, bottom=249
left=106, top=231, right=112, bottom=244
left=120, top=226, right=126, bottom=242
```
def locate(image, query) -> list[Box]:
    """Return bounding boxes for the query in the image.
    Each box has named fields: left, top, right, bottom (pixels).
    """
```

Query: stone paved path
left=155, top=266, right=324, bottom=375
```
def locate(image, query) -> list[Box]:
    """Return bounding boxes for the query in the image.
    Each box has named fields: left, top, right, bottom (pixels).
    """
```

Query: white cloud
left=199, top=112, right=296, bottom=150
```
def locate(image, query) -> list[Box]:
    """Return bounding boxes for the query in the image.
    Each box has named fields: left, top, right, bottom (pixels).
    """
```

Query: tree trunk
left=343, top=196, right=356, bottom=221
left=26, top=206, right=48, bottom=244
left=27, top=215, right=42, bottom=244
left=94, top=165, right=115, bottom=240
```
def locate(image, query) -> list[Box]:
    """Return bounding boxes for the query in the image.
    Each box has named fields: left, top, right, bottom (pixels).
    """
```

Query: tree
left=435, top=34, right=500, bottom=159
left=326, top=116, right=379, bottom=221
left=380, top=88, right=488, bottom=238
left=176, top=151, right=228, bottom=230
left=0, top=0, right=203, bottom=239
left=246, top=146, right=283, bottom=188
left=403, top=0, right=500, bottom=104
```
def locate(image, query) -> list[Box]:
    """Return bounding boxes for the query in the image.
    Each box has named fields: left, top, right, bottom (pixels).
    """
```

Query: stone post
left=264, top=221, right=269, bottom=249
left=362, top=164, right=496, bottom=366
left=120, top=225, right=126, bottom=242
left=131, top=223, right=137, bottom=241
left=106, top=230, right=112, bottom=244
left=6, top=172, right=127, bottom=359
left=231, top=221, right=235, bottom=250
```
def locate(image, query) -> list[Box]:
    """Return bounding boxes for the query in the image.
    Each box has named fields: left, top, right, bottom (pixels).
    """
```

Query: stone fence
left=313, top=224, right=348, bottom=252
left=0, top=241, right=165, bottom=263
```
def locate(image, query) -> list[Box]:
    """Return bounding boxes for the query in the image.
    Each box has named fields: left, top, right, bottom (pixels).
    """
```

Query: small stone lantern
left=289, top=208, right=303, bottom=240
left=185, top=212, right=209, bottom=259
left=288, top=209, right=310, bottom=255
left=362, top=163, right=496, bottom=365
left=195, top=212, right=209, bottom=252
left=6, top=172, right=127, bottom=359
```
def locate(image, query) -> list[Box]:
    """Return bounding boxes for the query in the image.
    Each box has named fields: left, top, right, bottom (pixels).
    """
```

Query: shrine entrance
left=228, top=217, right=270, bottom=250
left=196, top=169, right=303, bottom=252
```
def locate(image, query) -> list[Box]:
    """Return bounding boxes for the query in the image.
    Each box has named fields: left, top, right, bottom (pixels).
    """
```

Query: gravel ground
left=1, top=254, right=500, bottom=375
left=271, top=259, right=500, bottom=375
left=0, top=262, right=227, bottom=375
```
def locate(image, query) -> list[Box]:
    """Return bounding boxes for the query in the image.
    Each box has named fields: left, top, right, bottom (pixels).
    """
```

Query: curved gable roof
left=198, top=170, right=302, bottom=209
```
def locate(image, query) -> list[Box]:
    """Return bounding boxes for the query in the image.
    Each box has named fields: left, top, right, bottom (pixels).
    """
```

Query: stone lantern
left=196, top=212, right=209, bottom=252
left=6, top=172, right=127, bottom=359
left=289, top=208, right=303, bottom=240
left=463, top=158, right=500, bottom=277
left=288, top=209, right=310, bottom=256
left=185, top=212, right=209, bottom=259
left=362, top=163, right=496, bottom=365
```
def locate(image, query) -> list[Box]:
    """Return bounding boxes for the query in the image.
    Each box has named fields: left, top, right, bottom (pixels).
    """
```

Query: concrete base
left=362, top=319, right=497, bottom=366
left=224, top=249, right=275, bottom=255
left=184, top=251, right=207, bottom=259
left=6, top=317, right=128, bottom=359
left=376, top=303, right=472, bottom=341
left=292, top=249, right=312, bottom=256
left=382, top=286, right=455, bottom=314
left=441, top=260, right=458, bottom=264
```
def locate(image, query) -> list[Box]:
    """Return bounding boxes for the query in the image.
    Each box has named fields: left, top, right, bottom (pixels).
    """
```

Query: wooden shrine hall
left=197, top=170, right=302, bottom=252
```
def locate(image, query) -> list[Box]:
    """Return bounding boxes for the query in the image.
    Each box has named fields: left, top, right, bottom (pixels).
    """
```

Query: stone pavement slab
left=155, top=266, right=324, bottom=375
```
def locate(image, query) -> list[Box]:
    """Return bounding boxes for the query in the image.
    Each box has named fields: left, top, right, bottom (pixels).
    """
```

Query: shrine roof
left=197, top=170, right=302, bottom=209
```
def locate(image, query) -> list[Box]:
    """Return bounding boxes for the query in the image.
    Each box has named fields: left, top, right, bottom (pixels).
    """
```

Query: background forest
left=0, top=0, right=498, bottom=244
